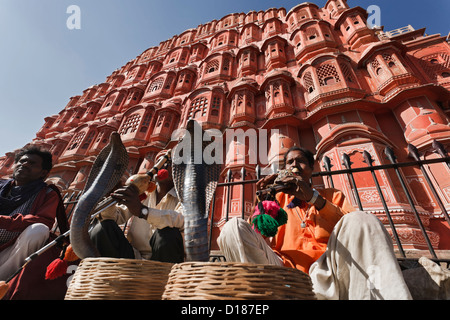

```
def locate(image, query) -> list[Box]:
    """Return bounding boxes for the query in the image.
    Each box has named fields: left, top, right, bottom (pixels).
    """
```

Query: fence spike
left=341, top=153, right=352, bottom=168
left=362, top=150, right=374, bottom=166
left=323, top=156, right=333, bottom=170
left=384, top=147, right=396, bottom=163
left=255, top=165, right=261, bottom=180
left=407, top=144, right=421, bottom=161
left=240, top=167, right=246, bottom=180
left=227, top=169, right=232, bottom=182
left=432, top=140, right=447, bottom=157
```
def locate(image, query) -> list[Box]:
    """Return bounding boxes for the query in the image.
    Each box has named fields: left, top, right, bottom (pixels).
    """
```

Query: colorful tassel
left=63, top=244, right=79, bottom=262
left=276, top=208, right=288, bottom=226
left=45, top=244, right=77, bottom=280
left=252, top=214, right=279, bottom=237
left=45, top=258, right=68, bottom=280
left=251, top=200, right=288, bottom=237
left=157, top=169, right=169, bottom=180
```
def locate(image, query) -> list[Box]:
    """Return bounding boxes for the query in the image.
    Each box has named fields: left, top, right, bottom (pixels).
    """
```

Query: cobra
left=70, top=132, right=129, bottom=259
left=172, top=120, right=220, bottom=262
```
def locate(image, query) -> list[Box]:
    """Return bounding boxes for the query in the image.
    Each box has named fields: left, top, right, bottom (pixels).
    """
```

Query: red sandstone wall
left=1, top=0, right=449, bottom=250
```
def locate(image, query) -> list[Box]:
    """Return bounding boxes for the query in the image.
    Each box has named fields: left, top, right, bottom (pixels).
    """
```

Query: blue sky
left=0, top=0, right=448, bottom=156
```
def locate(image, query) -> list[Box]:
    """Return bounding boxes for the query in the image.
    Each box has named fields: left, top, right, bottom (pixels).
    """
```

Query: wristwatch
left=139, top=205, right=149, bottom=219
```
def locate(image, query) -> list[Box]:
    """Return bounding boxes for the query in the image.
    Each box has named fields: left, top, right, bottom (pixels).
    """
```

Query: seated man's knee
left=339, top=211, right=388, bottom=238
left=345, top=211, right=382, bottom=226
left=21, top=223, right=49, bottom=245
left=221, top=218, right=247, bottom=236
left=150, top=227, right=184, bottom=263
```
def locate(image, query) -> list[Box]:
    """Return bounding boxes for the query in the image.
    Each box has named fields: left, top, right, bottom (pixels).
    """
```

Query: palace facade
left=1, top=0, right=449, bottom=251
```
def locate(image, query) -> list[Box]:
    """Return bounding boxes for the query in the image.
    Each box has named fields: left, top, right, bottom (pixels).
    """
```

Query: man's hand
left=276, top=175, right=314, bottom=201
left=256, top=174, right=278, bottom=191
left=110, top=184, right=143, bottom=217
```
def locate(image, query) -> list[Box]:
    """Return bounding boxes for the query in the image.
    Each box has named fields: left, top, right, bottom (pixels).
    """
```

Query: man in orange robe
left=272, top=188, right=354, bottom=274
left=218, top=146, right=411, bottom=300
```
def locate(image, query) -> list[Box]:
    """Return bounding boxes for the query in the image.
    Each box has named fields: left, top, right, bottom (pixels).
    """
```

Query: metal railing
left=210, top=143, right=450, bottom=266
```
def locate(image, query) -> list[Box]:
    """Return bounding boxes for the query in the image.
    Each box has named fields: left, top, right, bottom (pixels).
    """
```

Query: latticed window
left=68, top=132, right=86, bottom=150
left=382, top=53, right=396, bottom=67
left=306, top=27, right=317, bottom=40
left=128, top=68, right=138, bottom=80
left=206, top=60, right=220, bottom=74
left=81, top=131, right=96, bottom=149
left=283, top=83, right=290, bottom=97
left=178, top=72, right=192, bottom=84
left=217, top=35, right=226, bottom=46
left=370, top=58, right=384, bottom=76
left=340, top=63, right=355, bottom=83
left=120, top=113, right=142, bottom=135
left=165, top=77, right=174, bottom=89
left=140, top=112, right=153, bottom=133
left=370, top=58, right=380, bottom=71
left=236, top=94, right=244, bottom=108
left=223, top=59, right=230, bottom=71
left=273, top=81, right=281, bottom=97
left=148, top=77, right=164, bottom=92
left=168, top=52, right=178, bottom=64
left=297, top=10, right=308, bottom=20
left=211, top=98, right=220, bottom=116
left=212, top=96, right=221, bottom=109
left=103, top=98, right=113, bottom=110
left=189, top=97, right=208, bottom=119
left=419, top=53, right=450, bottom=80
left=303, top=72, right=315, bottom=93
left=317, top=64, right=341, bottom=86
left=350, top=15, right=359, bottom=25
left=180, top=35, right=189, bottom=45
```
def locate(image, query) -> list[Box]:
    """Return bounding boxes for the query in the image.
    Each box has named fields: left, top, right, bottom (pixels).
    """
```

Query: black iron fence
left=210, top=144, right=450, bottom=266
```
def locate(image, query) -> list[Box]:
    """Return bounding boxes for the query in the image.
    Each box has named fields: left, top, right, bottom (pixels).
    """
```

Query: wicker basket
left=65, top=258, right=173, bottom=300
left=162, top=262, right=316, bottom=300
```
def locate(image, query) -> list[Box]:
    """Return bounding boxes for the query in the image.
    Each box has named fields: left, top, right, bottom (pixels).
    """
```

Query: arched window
left=81, top=131, right=96, bottom=149
left=140, top=112, right=153, bottom=133
left=340, top=63, right=355, bottom=83
left=211, top=96, right=221, bottom=116
left=205, top=60, right=220, bottom=74
left=317, top=64, right=341, bottom=86
left=188, top=97, right=208, bottom=119
left=383, top=53, right=396, bottom=68
left=305, top=27, right=317, bottom=41
left=148, top=77, right=164, bottom=92
left=68, top=132, right=86, bottom=150
left=303, top=72, right=315, bottom=93
left=223, top=59, right=230, bottom=71
left=120, top=113, right=142, bottom=135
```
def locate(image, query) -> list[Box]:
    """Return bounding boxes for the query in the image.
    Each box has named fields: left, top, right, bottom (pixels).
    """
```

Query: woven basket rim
left=65, top=258, right=174, bottom=300
left=162, top=261, right=316, bottom=300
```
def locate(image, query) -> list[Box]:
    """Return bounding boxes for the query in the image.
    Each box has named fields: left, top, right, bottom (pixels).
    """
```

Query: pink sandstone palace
left=1, top=0, right=449, bottom=255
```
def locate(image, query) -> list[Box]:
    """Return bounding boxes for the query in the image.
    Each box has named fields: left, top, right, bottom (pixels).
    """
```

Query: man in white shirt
left=90, top=151, right=184, bottom=263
